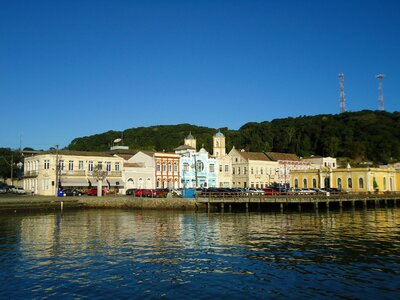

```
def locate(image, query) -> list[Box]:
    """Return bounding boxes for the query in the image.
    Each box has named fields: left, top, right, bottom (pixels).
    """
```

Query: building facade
left=23, top=150, right=124, bottom=196
left=290, top=167, right=399, bottom=192
left=229, top=147, right=279, bottom=188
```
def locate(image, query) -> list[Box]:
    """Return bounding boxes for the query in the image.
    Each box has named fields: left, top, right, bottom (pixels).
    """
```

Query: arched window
left=383, top=177, right=387, bottom=190
left=348, top=178, right=352, bottom=189
left=294, top=178, right=299, bottom=188
left=337, top=178, right=342, bottom=189
left=157, top=179, right=161, bottom=188
left=303, top=178, right=308, bottom=188
left=359, top=177, right=364, bottom=189
left=312, top=178, right=317, bottom=188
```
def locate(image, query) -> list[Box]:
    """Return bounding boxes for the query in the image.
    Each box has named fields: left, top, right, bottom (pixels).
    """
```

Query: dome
left=215, top=130, right=224, bottom=137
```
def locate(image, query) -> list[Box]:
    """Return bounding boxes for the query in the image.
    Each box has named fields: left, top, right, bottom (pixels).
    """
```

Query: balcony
left=24, top=170, right=38, bottom=178
left=60, top=170, right=86, bottom=176
left=108, top=171, right=122, bottom=177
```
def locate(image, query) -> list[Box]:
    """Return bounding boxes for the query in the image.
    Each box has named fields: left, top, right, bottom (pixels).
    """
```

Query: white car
left=14, top=187, right=26, bottom=194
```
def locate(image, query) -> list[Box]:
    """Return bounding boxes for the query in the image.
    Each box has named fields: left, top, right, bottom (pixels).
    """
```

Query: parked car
left=126, top=188, right=136, bottom=195
left=262, top=187, right=279, bottom=195
left=61, top=189, right=83, bottom=197
left=0, top=186, right=7, bottom=194
left=14, top=187, right=26, bottom=194
left=85, top=187, right=109, bottom=196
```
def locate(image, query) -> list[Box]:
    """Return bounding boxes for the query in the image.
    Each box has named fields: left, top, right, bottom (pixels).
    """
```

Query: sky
left=1, top=0, right=399, bottom=149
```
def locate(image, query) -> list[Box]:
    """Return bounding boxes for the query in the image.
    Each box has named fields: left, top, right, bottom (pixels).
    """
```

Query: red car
left=85, top=187, right=109, bottom=196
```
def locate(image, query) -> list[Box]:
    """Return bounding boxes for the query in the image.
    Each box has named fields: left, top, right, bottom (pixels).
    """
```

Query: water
left=0, top=207, right=399, bottom=299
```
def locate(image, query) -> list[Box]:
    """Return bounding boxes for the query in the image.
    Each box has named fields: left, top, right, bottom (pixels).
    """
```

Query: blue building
left=175, top=134, right=218, bottom=188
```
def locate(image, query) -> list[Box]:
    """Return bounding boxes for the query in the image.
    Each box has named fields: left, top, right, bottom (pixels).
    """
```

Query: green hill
left=66, top=110, right=400, bottom=164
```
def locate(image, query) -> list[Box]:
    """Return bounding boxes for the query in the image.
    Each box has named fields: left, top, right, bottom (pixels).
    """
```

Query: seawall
left=0, top=195, right=199, bottom=211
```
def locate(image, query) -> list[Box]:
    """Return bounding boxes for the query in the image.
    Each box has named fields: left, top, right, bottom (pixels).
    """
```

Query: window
left=59, top=160, right=64, bottom=171
left=43, top=179, right=50, bottom=191
left=251, top=167, right=254, bottom=174
left=209, top=164, right=215, bottom=173
left=256, top=167, right=259, bottom=175
left=183, top=163, right=189, bottom=172
left=244, top=167, right=247, bottom=174
left=337, top=178, right=342, bottom=189
left=225, top=165, right=229, bottom=172
left=294, top=178, right=299, bottom=188
left=97, top=162, right=102, bottom=170
left=68, top=160, right=74, bottom=171
left=88, top=161, right=94, bottom=172
left=79, top=161, right=84, bottom=170
left=219, top=165, right=222, bottom=172
left=303, top=178, right=308, bottom=188
left=44, top=160, right=50, bottom=170
left=260, top=168, right=263, bottom=175
left=238, top=167, right=240, bottom=175
left=115, top=162, right=120, bottom=171
left=312, top=178, right=317, bottom=188
left=157, top=163, right=161, bottom=172
left=348, top=178, right=353, bottom=189
left=162, top=163, right=166, bottom=172
left=196, top=160, right=204, bottom=172
left=174, top=162, right=178, bottom=172
left=168, top=163, right=172, bottom=172
left=232, top=167, right=235, bottom=175
left=106, top=162, right=111, bottom=172
left=383, top=177, right=387, bottom=190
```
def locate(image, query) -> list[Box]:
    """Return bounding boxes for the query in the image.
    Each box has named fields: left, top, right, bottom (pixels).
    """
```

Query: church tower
left=213, top=130, right=226, bottom=157
left=184, top=132, right=196, bottom=150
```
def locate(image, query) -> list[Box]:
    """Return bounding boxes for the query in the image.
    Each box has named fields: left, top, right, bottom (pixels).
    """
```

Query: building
left=302, top=156, right=337, bottom=169
left=23, top=150, right=124, bottom=196
left=290, top=167, right=399, bottom=192
left=175, top=134, right=218, bottom=188
left=121, top=151, right=155, bottom=192
left=265, top=152, right=311, bottom=187
left=229, top=147, right=279, bottom=188
left=154, top=152, right=181, bottom=189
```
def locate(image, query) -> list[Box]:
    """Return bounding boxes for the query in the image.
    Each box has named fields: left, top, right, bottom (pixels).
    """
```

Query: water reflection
left=0, top=208, right=399, bottom=299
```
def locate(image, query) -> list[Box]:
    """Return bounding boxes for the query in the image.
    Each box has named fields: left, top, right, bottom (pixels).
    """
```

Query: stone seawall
left=0, top=195, right=199, bottom=211
left=79, top=196, right=199, bottom=210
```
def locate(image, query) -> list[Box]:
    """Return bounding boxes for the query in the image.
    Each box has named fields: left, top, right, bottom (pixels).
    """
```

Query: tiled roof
left=265, top=152, right=300, bottom=161
left=239, top=152, right=271, bottom=161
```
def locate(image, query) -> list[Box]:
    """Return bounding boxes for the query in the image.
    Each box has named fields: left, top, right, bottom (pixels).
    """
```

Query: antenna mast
left=338, top=73, right=345, bottom=113
left=376, top=74, right=385, bottom=111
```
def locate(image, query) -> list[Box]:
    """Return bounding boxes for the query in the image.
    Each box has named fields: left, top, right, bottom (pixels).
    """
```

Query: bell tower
left=213, top=130, right=226, bottom=157
left=184, top=132, right=196, bottom=150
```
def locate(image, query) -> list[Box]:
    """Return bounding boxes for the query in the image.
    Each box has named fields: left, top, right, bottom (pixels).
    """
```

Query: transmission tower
left=376, top=74, right=385, bottom=111
left=338, top=73, right=345, bottom=113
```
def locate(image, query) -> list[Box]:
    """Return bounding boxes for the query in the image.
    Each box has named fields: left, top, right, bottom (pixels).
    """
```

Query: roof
left=25, top=149, right=118, bottom=158
left=174, top=145, right=195, bottom=151
left=265, top=152, right=300, bottom=161
left=215, top=130, right=224, bottom=137
left=186, top=132, right=194, bottom=139
left=239, top=152, right=271, bottom=161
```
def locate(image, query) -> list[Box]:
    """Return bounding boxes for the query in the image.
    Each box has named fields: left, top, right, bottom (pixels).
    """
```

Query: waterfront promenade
left=0, top=193, right=399, bottom=212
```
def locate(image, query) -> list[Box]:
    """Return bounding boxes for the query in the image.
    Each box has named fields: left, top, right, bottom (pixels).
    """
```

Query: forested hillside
left=66, top=110, right=400, bottom=164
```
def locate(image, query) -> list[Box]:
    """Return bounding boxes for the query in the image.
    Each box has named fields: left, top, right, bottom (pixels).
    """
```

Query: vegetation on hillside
left=66, top=110, right=400, bottom=165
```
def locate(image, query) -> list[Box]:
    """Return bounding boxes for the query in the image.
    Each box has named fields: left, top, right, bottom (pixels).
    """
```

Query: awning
left=101, top=179, right=124, bottom=187
left=60, top=178, right=90, bottom=187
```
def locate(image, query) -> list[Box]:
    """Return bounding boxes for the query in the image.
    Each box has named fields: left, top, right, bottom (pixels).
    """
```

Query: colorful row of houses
left=22, top=131, right=400, bottom=195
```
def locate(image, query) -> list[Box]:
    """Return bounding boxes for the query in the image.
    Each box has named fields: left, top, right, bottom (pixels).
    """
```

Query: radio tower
left=376, top=74, right=385, bottom=111
left=338, top=73, right=345, bottom=113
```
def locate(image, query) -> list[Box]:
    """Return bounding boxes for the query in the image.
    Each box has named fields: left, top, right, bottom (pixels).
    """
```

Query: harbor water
left=0, top=207, right=399, bottom=299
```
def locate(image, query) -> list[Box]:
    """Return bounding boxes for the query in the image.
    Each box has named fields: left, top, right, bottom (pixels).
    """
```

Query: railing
left=107, top=171, right=122, bottom=177
left=24, top=170, right=39, bottom=177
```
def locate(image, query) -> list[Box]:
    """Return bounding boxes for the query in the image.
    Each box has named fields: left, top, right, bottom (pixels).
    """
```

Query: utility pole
left=55, top=145, right=59, bottom=197
left=376, top=74, right=385, bottom=111
left=338, top=73, right=346, bottom=113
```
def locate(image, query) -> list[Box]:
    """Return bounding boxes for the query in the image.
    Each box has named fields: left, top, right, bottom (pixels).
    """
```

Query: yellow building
left=290, top=167, right=399, bottom=193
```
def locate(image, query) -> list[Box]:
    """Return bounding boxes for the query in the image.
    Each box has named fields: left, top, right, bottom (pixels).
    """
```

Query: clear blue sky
left=1, top=0, right=399, bottom=149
